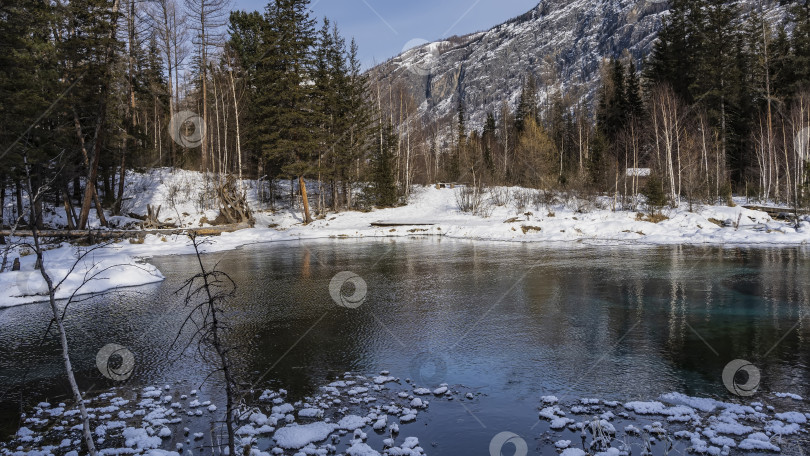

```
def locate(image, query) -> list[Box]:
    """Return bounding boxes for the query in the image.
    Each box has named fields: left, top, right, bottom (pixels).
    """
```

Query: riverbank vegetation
left=1, top=0, right=809, bottom=237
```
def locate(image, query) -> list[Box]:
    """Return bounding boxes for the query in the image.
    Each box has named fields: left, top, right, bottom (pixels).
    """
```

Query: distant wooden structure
left=626, top=168, right=651, bottom=187
left=626, top=168, right=651, bottom=177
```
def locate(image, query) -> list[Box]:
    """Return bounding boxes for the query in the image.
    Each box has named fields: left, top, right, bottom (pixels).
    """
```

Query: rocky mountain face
left=368, top=0, right=788, bottom=134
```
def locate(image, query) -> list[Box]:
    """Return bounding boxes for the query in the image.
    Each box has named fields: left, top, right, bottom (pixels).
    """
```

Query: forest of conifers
left=1, top=0, right=809, bottom=231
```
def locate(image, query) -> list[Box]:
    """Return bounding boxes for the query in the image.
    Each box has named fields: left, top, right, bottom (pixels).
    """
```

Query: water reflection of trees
left=514, top=246, right=809, bottom=397
left=3, top=242, right=807, bottom=415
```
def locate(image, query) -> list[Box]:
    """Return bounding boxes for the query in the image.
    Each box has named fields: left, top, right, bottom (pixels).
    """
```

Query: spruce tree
left=368, top=121, right=398, bottom=207
left=626, top=61, right=643, bottom=120
left=344, top=38, right=373, bottom=206
left=483, top=112, right=497, bottom=174
left=790, top=0, right=810, bottom=92
left=596, top=58, right=627, bottom=140
left=252, top=0, right=317, bottom=222
left=515, top=74, right=538, bottom=132
left=643, top=0, right=703, bottom=102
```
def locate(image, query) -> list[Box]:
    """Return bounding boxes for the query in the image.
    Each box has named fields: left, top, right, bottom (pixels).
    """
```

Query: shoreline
left=3, top=177, right=810, bottom=308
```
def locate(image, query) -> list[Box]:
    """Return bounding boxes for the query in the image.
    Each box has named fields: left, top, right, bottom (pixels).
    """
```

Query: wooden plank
left=742, top=206, right=809, bottom=216
left=370, top=222, right=436, bottom=227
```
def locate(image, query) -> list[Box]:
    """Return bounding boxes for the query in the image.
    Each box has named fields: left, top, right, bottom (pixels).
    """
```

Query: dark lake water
left=1, top=239, right=809, bottom=454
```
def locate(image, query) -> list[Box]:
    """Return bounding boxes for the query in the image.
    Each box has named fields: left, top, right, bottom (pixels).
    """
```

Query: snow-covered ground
left=2, top=168, right=810, bottom=307
left=0, top=246, right=163, bottom=308
left=2, top=370, right=807, bottom=456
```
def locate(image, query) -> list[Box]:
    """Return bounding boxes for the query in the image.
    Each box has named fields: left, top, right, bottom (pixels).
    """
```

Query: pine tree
left=252, top=0, right=318, bottom=222
left=58, top=0, right=122, bottom=229
left=694, top=0, right=745, bottom=177
left=482, top=112, right=497, bottom=173
left=643, top=0, right=703, bottom=102
left=770, top=27, right=793, bottom=100
left=0, top=0, right=58, bottom=184
left=790, top=0, right=810, bottom=92
left=367, top=121, right=398, bottom=207
left=515, top=74, right=538, bottom=132
left=457, top=97, right=466, bottom=143
left=344, top=38, right=373, bottom=206
left=625, top=61, right=643, bottom=120
left=596, top=58, right=627, bottom=140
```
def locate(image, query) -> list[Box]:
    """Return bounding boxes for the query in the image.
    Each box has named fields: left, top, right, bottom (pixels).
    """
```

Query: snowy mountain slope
left=369, top=0, right=788, bottom=134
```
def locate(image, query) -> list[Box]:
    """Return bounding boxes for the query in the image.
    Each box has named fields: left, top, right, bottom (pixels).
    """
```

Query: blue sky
left=232, top=0, right=540, bottom=68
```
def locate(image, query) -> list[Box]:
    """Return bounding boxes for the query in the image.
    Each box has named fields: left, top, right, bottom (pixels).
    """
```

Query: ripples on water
left=0, top=239, right=808, bottom=450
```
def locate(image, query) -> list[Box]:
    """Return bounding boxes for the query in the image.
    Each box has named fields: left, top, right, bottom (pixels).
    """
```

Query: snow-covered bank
left=1, top=245, right=164, bottom=308
left=112, top=169, right=810, bottom=249
left=2, top=370, right=808, bottom=456
left=3, top=168, right=810, bottom=307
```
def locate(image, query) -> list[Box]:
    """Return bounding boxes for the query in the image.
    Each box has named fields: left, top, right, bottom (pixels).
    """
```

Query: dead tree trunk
left=299, top=176, right=312, bottom=224
left=62, top=186, right=77, bottom=230
left=176, top=235, right=238, bottom=456
left=23, top=153, right=97, bottom=456
left=15, top=179, right=25, bottom=226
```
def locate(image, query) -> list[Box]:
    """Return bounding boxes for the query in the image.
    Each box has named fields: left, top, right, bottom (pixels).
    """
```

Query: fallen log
left=742, top=206, right=809, bottom=218
left=0, top=223, right=253, bottom=240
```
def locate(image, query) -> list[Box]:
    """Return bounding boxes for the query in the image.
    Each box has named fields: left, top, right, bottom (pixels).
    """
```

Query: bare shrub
left=565, top=189, right=600, bottom=213
left=490, top=187, right=512, bottom=206
left=532, top=189, right=559, bottom=212
left=455, top=184, right=492, bottom=217
left=512, top=189, right=532, bottom=212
